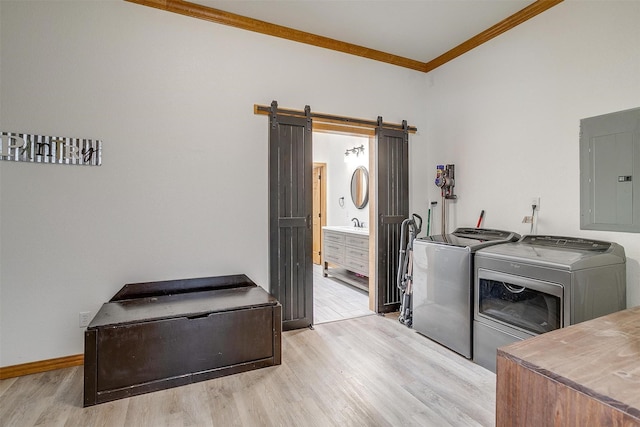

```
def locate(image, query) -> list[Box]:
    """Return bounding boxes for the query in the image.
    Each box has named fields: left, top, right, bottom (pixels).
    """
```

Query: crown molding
left=126, top=0, right=563, bottom=73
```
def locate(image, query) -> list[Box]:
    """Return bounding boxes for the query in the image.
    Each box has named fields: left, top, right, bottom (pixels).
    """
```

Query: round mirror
left=351, top=166, right=369, bottom=209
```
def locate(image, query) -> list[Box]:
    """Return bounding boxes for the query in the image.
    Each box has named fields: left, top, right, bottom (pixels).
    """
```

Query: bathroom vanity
left=322, top=226, right=369, bottom=291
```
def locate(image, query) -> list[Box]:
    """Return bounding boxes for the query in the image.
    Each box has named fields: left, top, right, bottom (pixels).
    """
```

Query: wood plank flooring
left=0, top=314, right=496, bottom=427
left=313, top=264, right=372, bottom=324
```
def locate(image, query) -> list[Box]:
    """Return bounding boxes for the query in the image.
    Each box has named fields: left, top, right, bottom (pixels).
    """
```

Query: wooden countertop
left=497, top=305, right=640, bottom=420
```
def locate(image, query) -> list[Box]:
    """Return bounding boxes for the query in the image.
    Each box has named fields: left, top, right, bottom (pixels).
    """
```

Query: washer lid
left=476, top=235, right=626, bottom=270
left=416, top=227, right=519, bottom=249
left=453, top=227, right=520, bottom=241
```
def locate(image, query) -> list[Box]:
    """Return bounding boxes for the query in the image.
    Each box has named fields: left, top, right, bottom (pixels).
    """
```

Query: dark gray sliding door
left=269, top=102, right=313, bottom=330
left=375, top=119, right=409, bottom=313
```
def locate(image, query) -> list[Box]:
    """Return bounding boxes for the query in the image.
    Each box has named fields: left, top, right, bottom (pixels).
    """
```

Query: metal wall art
left=0, top=132, right=102, bottom=166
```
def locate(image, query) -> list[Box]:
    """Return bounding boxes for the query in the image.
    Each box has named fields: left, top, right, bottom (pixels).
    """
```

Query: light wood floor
left=0, top=314, right=496, bottom=427
left=313, top=264, right=372, bottom=324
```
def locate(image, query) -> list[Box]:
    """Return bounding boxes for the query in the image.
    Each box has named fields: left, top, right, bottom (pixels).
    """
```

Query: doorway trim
left=312, top=162, right=327, bottom=265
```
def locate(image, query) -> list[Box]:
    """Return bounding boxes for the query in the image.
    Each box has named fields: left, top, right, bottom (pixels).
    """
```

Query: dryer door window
left=477, top=271, right=563, bottom=335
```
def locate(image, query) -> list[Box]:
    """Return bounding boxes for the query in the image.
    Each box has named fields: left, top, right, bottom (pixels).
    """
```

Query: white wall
left=5, top=0, right=636, bottom=368
left=0, top=1, right=429, bottom=366
left=423, top=1, right=640, bottom=307
left=313, top=133, right=370, bottom=227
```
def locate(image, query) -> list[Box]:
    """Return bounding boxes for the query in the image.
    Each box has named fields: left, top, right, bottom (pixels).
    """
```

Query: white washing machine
left=412, top=228, right=520, bottom=358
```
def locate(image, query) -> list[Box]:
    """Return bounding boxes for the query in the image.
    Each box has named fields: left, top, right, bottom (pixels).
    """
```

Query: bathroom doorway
left=312, top=132, right=373, bottom=324
left=265, top=102, right=412, bottom=330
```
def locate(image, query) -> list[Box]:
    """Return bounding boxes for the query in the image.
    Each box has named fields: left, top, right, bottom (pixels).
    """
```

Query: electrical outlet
left=531, top=197, right=541, bottom=211
left=79, top=311, right=92, bottom=328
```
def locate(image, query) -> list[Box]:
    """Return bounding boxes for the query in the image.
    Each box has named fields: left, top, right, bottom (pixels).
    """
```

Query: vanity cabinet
left=323, top=230, right=345, bottom=266
left=344, top=234, right=369, bottom=276
left=322, top=227, right=369, bottom=291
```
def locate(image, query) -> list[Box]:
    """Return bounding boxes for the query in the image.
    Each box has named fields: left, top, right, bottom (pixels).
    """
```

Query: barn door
left=269, top=101, right=314, bottom=330
left=375, top=119, right=409, bottom=313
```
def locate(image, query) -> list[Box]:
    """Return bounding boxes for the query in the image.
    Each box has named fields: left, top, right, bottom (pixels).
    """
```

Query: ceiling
left=129, top=0, right=563, bottom=72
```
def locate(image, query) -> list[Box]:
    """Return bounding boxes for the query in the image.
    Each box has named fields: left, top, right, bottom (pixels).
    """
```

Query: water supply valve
left=435, top=164, right=457, bottom=199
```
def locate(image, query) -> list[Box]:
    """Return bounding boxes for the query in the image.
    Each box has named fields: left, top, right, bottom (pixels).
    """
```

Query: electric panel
left=580, top=107, right=640, bottom=232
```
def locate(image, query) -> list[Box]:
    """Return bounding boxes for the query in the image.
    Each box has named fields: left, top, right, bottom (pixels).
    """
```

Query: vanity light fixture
left=344, top=144, right=365, bottom=157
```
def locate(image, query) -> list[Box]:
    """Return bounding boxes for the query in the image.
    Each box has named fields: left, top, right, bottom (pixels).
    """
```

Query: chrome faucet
left=351, top=218, right=361, bottom=228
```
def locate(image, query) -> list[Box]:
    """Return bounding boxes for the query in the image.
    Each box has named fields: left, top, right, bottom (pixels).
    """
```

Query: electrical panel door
left=580, top=107, right=640, bottom=232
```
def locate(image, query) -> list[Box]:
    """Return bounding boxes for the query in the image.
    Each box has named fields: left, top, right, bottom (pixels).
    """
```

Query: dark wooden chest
left=84, top=275, right=281, bottom=406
